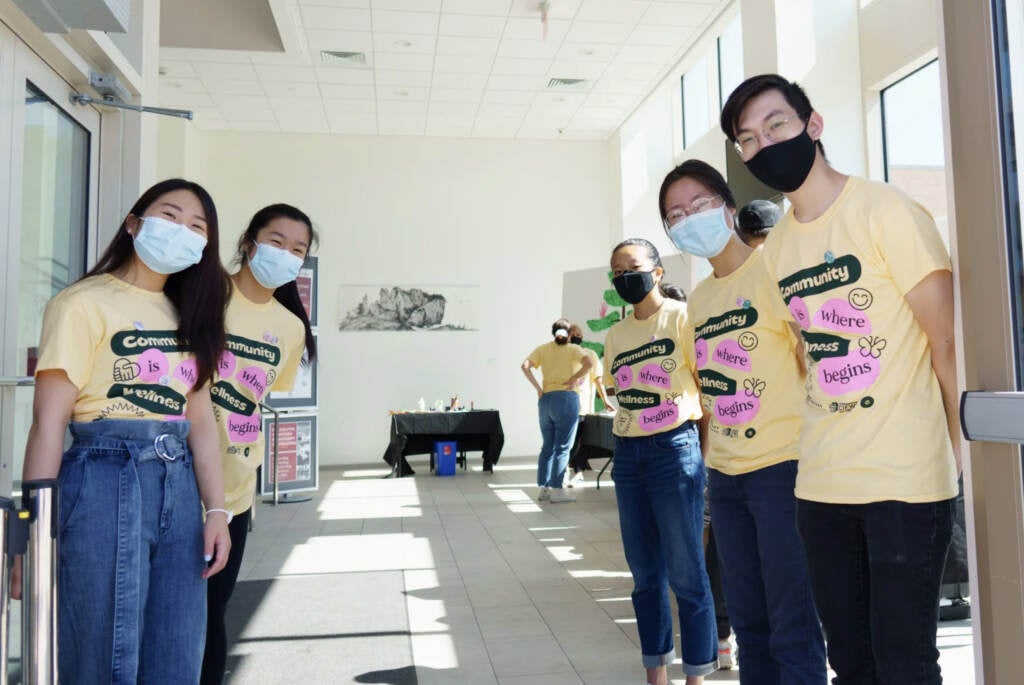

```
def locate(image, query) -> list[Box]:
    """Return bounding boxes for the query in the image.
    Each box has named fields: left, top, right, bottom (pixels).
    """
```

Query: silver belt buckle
left=153, top=434, right=178, bottom=462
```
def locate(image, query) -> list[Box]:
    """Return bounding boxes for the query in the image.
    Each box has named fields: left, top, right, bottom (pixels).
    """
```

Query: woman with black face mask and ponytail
left=603, top=238, right=717, bottom=685
left=201, top=204, right=318, bottom=685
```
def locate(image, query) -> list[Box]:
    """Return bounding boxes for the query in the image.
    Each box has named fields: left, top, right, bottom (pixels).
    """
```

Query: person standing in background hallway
left=522, top=318, right=593, bottom=503
left=566, top=322, right=613, bottom=486
left=736, top=199, right=782, bottom=248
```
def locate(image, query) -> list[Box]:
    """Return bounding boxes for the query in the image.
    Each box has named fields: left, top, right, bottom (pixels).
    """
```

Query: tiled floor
left=226, top=456, right=976, bottom=684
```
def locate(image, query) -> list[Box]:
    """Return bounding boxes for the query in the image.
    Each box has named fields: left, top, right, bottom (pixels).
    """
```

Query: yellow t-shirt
left=575, top=347, right=604, bottom=415
left=527, top=341, right=588, bottom=393
left=36, top=274, right=198, bottom=421
left=214, top=284, right=307, bottom=514
left=602, top=298, right=703, bottom=437
left=762, top=175, right=957, bottom=504
left=687, top=250, right=803, bottom=475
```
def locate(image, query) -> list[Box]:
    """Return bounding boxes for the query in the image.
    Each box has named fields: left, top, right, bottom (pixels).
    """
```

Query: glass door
left=0, top=28, right=99, bottom=498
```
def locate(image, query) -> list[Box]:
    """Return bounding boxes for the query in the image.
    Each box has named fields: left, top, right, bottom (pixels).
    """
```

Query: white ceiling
left=157, top=0, right=727, bottom=140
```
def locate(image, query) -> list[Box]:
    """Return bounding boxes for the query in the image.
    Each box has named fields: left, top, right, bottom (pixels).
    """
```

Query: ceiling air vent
left=547, top=78, right=588, bottom=90
left=321, top=51, right=367, bottom=66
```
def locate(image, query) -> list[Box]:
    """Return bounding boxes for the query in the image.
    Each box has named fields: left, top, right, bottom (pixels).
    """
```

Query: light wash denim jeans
left=612, top=421, right=718, bottom=676
left=536, top=390, right=580, bottom=488
left=59, top=420, right=207, bottom=684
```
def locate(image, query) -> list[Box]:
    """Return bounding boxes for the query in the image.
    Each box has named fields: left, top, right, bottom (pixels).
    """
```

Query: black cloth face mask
left=745, top=123, right=816, bottom=193
left=612, top=270, right=656, bottom=305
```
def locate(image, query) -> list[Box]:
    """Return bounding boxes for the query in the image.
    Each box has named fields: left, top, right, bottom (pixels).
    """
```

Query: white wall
left=172, top=130, right=616, bottom=465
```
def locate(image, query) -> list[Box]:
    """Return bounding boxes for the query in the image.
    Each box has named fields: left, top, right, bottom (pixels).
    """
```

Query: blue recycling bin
left=434, top=441, right=457, bottom=476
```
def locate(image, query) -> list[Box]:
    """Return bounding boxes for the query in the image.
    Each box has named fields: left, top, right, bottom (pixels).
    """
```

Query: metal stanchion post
left=21, top=480, right=59, bottom=685
left=0, top=497, right=14, bottom=685
left=261, top=403, right=280, bottom=506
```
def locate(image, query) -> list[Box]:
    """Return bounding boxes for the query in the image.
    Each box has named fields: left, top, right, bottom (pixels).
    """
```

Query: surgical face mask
left=132, top=216, right=207, bottom=275
left=249, top=242, right=305, bottom=289
left=569, top=336, right=583, bottom=345
left=744, top=123, right=817, bottom=193
left=666, top=204, right=733, bottom=258
left=612, top=270, right=656, bottom=305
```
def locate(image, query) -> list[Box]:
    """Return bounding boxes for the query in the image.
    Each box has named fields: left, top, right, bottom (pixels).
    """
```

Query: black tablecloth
left=574, top=413, right=615, bottom=487
left=383, top=410, right=504, bottom=476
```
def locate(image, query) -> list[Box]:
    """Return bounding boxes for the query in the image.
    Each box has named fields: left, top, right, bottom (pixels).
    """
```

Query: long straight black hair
left=234, top=204, right=318, bottom=362
left=85, top=179, right=228, bottom=388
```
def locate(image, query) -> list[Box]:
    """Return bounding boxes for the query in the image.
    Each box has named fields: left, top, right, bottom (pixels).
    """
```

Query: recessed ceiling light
left=395, top=40, right=412, bottom=47
left=396, top=90, right=409, bottom=96
left=579, top=48, right=595, bottom=56
left=553, top=96, right=566, bottom=102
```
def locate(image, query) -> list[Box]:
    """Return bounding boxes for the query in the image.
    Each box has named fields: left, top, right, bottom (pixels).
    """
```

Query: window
left=718, top=14, right=744, bottom=108
left=880, top=60, right=949, bottom=246
left=682, top=53, right=711, bottom=149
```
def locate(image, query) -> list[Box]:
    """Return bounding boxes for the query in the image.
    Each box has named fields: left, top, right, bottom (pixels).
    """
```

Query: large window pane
left=881, top=61, right=949, bottom=246
left=718, top=14, right=744, bottom=108
left=682, top=54, right=710, bottom=148
left=20, top=82, right=89, bottom=375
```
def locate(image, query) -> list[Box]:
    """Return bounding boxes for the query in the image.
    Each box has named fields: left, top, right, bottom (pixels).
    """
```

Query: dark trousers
left=569, top=416, right=588, bottom=473
left=200, top=508, right=252, bottom=685
left=704, top=523, right=731, bottom=640
left=797, top=498, right=954, bottom=685
left=710, top=462, right=826, bottom=684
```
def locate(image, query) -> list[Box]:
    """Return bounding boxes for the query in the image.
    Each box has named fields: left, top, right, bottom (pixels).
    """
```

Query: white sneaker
left=537, top=486, right=550, bottom=501
left=568, top=471, right=584, bottom=487
left=549, top=488, right=576, bottom=503
left=718, top=635, right=737, bottom=669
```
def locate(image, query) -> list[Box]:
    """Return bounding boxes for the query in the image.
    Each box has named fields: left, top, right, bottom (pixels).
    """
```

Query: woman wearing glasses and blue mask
left=19, top=179, right=232, bottom=684
left=602, top=237, right=717, bottom=685
left=661, top=160, right=826, bottom=684
left=201, top=204, right=318, bottom=685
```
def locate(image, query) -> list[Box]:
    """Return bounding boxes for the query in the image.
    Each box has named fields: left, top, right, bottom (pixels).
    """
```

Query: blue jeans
left=59, top=420, right=207, bottom=685
left=536, top=391, right=580, bottom=488
left=708, top=462, right=827, bottom=684
left=612, top=422, right=717, bottom=676
left=797, top=498, right=955, bottom=685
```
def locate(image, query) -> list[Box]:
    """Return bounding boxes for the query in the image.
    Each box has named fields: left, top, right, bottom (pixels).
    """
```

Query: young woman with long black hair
left=20, top=178, right=232, bottom=683
left=201, top=204, right=317, bottom=685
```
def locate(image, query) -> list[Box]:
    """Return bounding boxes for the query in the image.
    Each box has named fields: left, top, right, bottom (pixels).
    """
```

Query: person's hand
left=202, top=513, right=231, bottom=579
left=536, top=388, right=543, bottom=399
left=10, top=556, right=22, bottom=600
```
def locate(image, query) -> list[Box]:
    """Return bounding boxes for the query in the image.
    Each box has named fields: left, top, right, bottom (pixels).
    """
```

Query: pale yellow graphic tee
left=527, top=341, right=588, bottom=393
left=575, top=347, right=604, bottom=415
left=686, top=250, right=803, bottom=475
left=214, top=283, right=306, bottom=514
left=762, top=176, right=957, bottom=504
left=602, top=298, right=702, bottom=438
left=36, top=274, right=198, bottom=421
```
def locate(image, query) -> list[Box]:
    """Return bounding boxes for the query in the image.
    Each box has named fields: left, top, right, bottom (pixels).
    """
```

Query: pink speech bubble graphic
left=236, top=365, right=269, bottom=400
left=714, top=394, right=760, bottom=425
left=638, top=401, right=679, bottom=432
left=173, top=359, right=198, bottom=391
left=137, top=348, right=169, bottom=382
left=713, top=339, right=752, bottom=372
left=695, top=338, right=708, bottom=369
left=637, top=363, right=671, bottom=389
left=218, top=351, right=237, bottom=379
left=615, top=365, right=634, bottom=390
left=817, top=352, right=881, bottom=396
left=813, top=298, right=872, bottom=334
left=789, top=296, right=810, bottom=330
left=227, top=411, right=261, bottom=443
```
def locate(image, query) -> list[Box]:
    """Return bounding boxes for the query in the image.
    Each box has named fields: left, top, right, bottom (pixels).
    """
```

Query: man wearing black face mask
left=720, top=75, right=960, bottom=685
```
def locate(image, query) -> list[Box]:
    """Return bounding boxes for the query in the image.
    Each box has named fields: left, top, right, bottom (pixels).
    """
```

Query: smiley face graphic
left=660, top=358, right=677, bottom=373
left=737, top=331, right=759, bottom=351
left=848, top=288, right=873, bottom=310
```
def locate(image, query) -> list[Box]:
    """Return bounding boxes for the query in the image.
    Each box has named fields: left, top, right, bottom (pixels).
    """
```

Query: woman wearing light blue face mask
left=19, top=179, right=232, bottom=684
left=661, top=160, right=826, bottom=683
left=201, top=204, right=318, bottom=685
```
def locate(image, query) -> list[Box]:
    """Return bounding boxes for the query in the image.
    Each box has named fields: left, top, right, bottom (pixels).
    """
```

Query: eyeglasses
left=663, top=195, right=722, bottom=228
left=733, top=112, right=808, bottom=160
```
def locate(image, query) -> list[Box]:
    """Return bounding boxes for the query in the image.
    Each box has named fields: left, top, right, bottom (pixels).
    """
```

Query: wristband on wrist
left=206, top=508, right=233, bottom=524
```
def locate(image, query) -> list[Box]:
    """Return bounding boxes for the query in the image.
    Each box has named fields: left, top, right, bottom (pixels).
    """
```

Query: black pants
left=200, top=508, right=251, bottom=685
left=705, top=523, right=731, bottom=639
left=568, top=416, right=588, bottom=473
